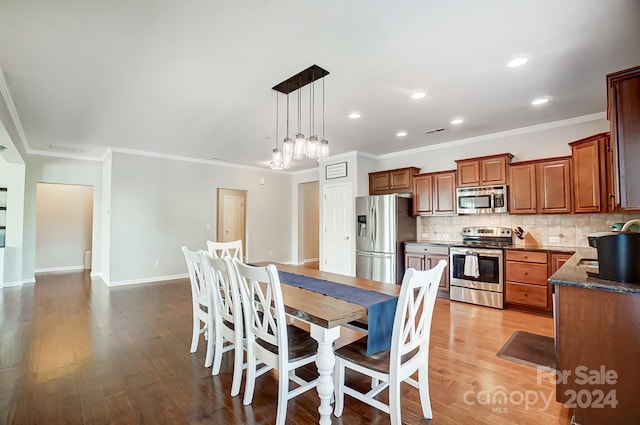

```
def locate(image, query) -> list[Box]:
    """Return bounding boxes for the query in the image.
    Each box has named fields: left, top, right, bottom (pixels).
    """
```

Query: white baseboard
left=35, top=265, right=85, bottom=273
left=108, top=273, right=188, bottom=287
left=2, top=280, right=24, bottom=288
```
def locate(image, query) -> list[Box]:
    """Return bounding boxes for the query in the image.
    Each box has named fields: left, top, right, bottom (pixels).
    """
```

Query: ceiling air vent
left=424, top=128, right=445, bottom=135
left=49, top=144, right=90, bottom=153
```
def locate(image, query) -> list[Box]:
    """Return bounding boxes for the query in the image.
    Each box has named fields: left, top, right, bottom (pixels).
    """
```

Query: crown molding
left=378, top=112, right=607, bottom=159
left=0, top=66, right=31, bottom=153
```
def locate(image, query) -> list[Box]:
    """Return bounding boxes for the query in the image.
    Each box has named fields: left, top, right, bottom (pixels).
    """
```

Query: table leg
left=310, top=324, right=341, bottom=425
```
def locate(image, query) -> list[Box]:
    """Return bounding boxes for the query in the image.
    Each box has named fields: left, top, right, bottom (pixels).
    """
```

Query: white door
left=322, top=183, right=353, bottom=276
left=217, top=189, right=247, bottom=260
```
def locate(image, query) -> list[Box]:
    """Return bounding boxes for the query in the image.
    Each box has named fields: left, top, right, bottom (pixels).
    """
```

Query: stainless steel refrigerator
left=356, top=194, right=416, bottom=284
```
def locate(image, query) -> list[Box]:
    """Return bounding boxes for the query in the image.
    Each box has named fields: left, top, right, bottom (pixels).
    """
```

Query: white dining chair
left=207, top=239, right=243, bottom=261
left=232, top=259, right=319, bottom=425
left=201, top=252, right=245, bottom=396
left=333, top=260, right=447, bottom=425
left=181, top=246, right=215, bottom=368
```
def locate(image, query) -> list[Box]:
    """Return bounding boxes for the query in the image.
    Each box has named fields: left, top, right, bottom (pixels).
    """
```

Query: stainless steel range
left=449, top=226, right=513, bottom=309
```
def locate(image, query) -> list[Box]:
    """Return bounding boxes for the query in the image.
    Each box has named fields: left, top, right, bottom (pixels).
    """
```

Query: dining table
left=256, top=262, right=401, bottom=425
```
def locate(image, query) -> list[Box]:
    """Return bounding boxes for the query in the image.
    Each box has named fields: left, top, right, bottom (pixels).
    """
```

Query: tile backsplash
left=418, top=213, right=640, bottom=248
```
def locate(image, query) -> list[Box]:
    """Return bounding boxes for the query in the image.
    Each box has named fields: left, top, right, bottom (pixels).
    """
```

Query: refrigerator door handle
left=369, top=202, right=375, bottom=246
left=372, top=203, right=377, bottom=246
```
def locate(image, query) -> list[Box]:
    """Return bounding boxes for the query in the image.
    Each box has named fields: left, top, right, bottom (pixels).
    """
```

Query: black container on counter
left=596, top=233, right=640, bottom=283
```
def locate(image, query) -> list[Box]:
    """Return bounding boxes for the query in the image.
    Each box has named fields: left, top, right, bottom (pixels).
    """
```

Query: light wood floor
left=0, top=270, right=573, bottom=424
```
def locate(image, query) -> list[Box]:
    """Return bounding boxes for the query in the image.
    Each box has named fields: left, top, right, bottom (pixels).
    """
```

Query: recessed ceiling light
left=531, top=97, right=549, bottom=105
left=507, top=57, right=529, bottom=68
left=411, top=92, right=426, bottom=99
left=348, top=113, right=361, bottom=119
left=450, top=118, right=464, bottom=125
left=396, top=131, right=407, bottom=137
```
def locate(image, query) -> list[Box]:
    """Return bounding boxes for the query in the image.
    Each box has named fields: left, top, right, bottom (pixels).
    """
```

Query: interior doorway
left=35, top=183, right=94, bottom=273
left=216, top=188, right=247, bottom=261
left=298, top=181, right=319, bottom=268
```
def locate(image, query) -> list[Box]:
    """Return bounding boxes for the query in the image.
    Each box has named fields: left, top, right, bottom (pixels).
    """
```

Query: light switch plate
left=549, top=236, right=560, bottom=244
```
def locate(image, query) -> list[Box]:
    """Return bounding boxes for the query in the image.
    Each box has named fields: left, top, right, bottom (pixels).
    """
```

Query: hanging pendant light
left=270, top=65, right=329, bottom=166
left=317, top=76, right=329, bottom=160
left=271, top=92, right=284, bottom=170
left=293, top=76, right=306, bottom=160
left=282, top=88, right=293, bottom=165
left=306, top=72, right=319, bottom=159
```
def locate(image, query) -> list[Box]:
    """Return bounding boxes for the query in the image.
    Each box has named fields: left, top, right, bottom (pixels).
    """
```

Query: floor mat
left=497, top=330, right=555, bottom=371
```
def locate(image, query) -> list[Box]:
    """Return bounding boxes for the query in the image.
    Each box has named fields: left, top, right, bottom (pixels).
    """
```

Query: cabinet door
left=550, top=253, right=573, bottom=275
left=608, top=67, right=640, bottom=210
left=572, top=136, right=606, bottom=213
left=481, top=157, right=507, bottom=186
left=606, top=137, right=619, bottom=212
left=537, top=159, right=572, bottom=214
left=413, top=174, right=433, bottom=215
left=433, top=172, right=456, bottom=215
left=405, top=253, right=426, bottom=271
left=508, top=163, right=537, bottom=214
left=390, top=169, right=412, bottom=190
left=426, top=254, right=449, bottom=292
left=369, top=172, right=390, bottom=194
left=457, top=160, right=480, bottom=187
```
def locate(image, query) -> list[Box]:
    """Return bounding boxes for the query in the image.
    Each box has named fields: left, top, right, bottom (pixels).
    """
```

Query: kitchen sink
left=577, top=258, right=598, bottom=267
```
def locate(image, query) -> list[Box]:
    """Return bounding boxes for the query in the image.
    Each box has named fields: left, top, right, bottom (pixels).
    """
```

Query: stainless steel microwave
left=456, top=185, right=508, bottom=214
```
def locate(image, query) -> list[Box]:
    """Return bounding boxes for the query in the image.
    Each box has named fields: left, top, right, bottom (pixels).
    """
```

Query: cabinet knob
left=524, top=272, right=528, bottom=275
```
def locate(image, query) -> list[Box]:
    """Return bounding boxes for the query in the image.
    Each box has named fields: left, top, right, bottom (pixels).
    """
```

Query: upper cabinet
left=369, top=167, right=421, bottom=195
left=570, top=133, right=609, bottom=213
left=607, top=66, right=640, bottom=211
left=455, top=153, right=513, bottom=187
left=508, top=157, right=572, bottom=214
left=412, top=171, right=456, bottom=216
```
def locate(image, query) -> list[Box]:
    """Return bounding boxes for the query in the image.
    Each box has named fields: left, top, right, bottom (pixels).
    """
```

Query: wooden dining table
left=256, top=263, right=401, bottom=425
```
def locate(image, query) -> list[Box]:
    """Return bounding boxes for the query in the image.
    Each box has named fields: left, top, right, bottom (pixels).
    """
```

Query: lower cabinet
left=405, top=244, right=449, bottom=296
left=505, top=249, right=574, bottom=314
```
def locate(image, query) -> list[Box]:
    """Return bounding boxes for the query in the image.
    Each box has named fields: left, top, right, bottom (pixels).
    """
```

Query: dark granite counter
left=548, top=248, right=640, bottom=294
left=405, top=240, right=453, bottom=247
left=505, top=245, right=577, bottom=254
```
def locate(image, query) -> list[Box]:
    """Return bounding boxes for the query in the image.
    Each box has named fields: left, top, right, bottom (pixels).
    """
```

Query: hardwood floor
left=0, top=271, right=573, bottom=424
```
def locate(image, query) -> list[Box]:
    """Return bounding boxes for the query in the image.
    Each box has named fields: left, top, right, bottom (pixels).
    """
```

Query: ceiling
left=1, top=0, right=639, bottom=170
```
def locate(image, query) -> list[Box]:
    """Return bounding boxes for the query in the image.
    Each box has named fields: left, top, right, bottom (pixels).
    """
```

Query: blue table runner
left=277, top=270, right=398, bottom=355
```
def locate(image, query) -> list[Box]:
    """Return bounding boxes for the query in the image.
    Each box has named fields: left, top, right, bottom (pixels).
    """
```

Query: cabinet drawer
left=505, top=250, right=547, bottom=264
left=505, top=261, right=548, bottom=285
left=506, top=282, right=548, bottom=308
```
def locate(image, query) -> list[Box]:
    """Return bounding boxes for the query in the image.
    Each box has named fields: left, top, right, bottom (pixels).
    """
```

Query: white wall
left=35, top=183, right=93, bottom=271
left=23, top=155, right=103, bottom=283
left=298, top=181, right=319, bottom=263
left=108, top=152, right=293, bottom=284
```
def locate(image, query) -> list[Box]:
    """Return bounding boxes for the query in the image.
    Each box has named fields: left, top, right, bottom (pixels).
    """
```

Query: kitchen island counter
left=548, top=247, right=640, bottom=294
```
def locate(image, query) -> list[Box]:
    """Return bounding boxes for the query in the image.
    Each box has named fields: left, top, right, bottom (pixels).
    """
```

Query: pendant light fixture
left=306, top=72, right=319, bottom=159
left=271, top=92, right=284, bottom=170
left=318, top=76, right=329, bottom=160
left=270, top=65, right=329, bottom=168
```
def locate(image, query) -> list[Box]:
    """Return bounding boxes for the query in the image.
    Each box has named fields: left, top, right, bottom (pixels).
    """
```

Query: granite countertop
left=548, top=248, right=640, bottom=294
left=405, top=240, right=453, bottom=246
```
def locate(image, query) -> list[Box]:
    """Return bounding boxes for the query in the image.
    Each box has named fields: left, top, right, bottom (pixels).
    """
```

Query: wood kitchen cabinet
left=369, top=167, right=421, bottom=195
left=607, top=65, right=640, bottom=211
left=505, top=250, right=550, bottom=313
left=412, top=171, right=456, bottom=216
left=537, top=158, right=572, bottom=213
left=404, top=244, right=449, bottom=296
left=455, top=153, right=513, bottom=187
left=508, top=157, right=572, bottom=214
left=549, top=252, right=573, bottom=275
left=570, top=133, right=609, bottom=213
left=506, top=249, right=574, bottom=314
